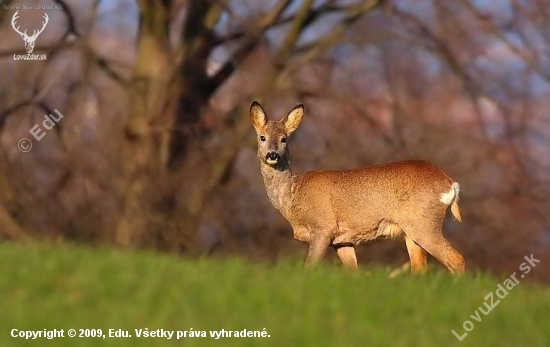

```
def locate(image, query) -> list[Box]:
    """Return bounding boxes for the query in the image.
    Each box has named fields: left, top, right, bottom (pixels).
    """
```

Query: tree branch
left=54, top=0, right=80, bottom=39
left=275, top=0, right=314, bottom=65
left=283, top=0, right=384, bottom=75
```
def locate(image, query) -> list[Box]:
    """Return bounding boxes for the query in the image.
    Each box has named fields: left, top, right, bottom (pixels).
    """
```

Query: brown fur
left=250, top=102, right=465, bottom=274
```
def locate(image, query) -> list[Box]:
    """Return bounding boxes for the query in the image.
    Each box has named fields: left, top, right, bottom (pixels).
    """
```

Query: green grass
left=0, top=242, right=549, bottom=347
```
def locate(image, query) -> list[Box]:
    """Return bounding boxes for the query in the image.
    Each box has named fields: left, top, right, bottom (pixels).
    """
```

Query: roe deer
left=250, top=101, right=465, bottom=274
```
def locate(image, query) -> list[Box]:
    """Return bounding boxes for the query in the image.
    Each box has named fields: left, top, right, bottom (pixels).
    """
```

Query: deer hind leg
left=434, top=240, right=465, bottom=274
left=335, top=245, right=358, bottom=271
left=424, top=239, right=465, bottom=274
left=405, top=235, right=428, bottom=274
left=414, top=235, right=464, bottom=274
left=401, top=220, right=465, bottom=275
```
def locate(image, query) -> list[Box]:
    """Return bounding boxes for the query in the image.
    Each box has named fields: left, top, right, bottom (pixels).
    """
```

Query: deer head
left=250, top=101, right=304, bottom=169
left=11, top=11, right=49, bottom=54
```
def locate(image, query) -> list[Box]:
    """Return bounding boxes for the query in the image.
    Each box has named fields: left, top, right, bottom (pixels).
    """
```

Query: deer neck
left=260, top=159, right=295, bottom=216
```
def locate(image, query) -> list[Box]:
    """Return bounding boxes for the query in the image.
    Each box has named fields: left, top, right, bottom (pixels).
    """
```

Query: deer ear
left=281, top=104, right=304, bottom=135
left=250, top=101, right=267, bottom=132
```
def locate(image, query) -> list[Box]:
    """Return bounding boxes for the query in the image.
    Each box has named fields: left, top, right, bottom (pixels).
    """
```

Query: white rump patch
left=440, top=182, right=460, bottom=205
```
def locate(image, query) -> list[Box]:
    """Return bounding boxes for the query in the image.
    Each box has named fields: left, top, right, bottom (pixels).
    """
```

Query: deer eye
left=281, top=137, right=287, bottom=143
left=260, top=135, right=266, bottom=142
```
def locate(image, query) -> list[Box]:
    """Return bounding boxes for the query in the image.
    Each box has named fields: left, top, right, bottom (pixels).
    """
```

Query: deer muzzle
left=265, top=152, right=280, bottom=165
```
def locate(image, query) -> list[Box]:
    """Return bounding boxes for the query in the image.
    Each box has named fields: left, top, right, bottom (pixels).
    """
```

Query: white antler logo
left=11, top=11, right=49, bottom=54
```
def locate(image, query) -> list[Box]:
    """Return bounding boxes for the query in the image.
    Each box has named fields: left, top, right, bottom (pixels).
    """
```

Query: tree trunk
left=115, top=1, right=174, bottom=248
left=0, top=149, right=30, bottom=241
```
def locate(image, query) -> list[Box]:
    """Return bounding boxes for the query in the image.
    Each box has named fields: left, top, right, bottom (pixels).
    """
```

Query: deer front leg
left=303, top=234, right=331, bottom=269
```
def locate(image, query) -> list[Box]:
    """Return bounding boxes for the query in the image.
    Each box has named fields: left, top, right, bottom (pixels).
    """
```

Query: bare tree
left=0, top=0, right=384, bottom=251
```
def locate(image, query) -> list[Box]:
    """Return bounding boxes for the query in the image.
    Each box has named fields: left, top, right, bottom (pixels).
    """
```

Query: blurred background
left=0, top=0, right=548, bottom=282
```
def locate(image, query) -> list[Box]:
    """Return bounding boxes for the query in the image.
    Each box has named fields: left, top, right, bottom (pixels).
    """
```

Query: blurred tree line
left=0, top=0, right=548, bottom=281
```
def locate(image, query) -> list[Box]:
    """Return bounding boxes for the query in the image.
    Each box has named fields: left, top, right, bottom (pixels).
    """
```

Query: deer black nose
left=266, top=152, right=280, bottom=161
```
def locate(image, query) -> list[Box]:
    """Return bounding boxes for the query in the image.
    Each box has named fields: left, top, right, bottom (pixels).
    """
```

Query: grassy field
left=0, top=242, right=549, bottom=347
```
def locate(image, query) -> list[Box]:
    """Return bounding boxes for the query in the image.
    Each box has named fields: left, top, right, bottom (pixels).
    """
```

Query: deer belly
left=332, top=220, right=402, bottom=245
